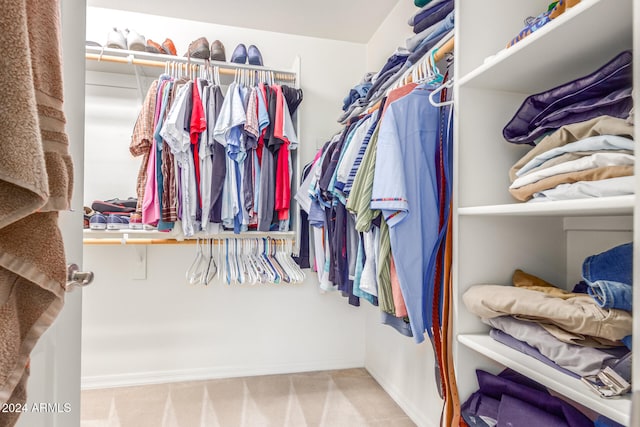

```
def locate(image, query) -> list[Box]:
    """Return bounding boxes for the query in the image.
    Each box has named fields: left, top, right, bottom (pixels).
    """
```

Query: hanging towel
left=0, top=0, right=72, bottom=424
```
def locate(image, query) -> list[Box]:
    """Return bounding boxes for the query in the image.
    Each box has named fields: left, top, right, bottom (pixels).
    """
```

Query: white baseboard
left=81, top=359, right=364, bottom=390
left=365, top=364, right=439, bottom=427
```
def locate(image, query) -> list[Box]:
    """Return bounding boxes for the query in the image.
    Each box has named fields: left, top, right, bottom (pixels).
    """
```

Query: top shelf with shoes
left=456, top=0, right=633, bottom=93
left=85, top=45, right=298, bottom=83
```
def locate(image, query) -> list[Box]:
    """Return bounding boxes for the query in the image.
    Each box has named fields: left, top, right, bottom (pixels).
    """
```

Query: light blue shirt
left=370, top=87, right=441, bottom=344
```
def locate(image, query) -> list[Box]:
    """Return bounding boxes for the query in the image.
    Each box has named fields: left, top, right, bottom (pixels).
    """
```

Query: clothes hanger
left=428, top=78, right=454, bottom=107
left=202, top=238, right=217, bottom=285
left=186, top=238, right=205, bottom=285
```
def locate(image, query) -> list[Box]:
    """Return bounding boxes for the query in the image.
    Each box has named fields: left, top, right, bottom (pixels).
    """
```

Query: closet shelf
left=457, top=0, right=632, bottom=93
left=85, top=46, right=297, bottom=82
left=458, top=334, right=631, bottom=426
left=83, top=229, right=296, bottom=245
left=457, top=195, right=634, bottom=217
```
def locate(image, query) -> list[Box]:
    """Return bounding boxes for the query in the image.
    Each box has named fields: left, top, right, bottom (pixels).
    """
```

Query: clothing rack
left=83, top=230, right=296, bottom=245
left=85, top=46, right=297, bottom=83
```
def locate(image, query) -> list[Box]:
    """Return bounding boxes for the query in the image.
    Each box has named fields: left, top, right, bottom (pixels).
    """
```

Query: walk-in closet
left=0, top=1, right=637, bottom=427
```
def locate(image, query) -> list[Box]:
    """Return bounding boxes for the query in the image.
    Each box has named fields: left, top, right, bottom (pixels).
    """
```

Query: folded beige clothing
left=509, top=165, right=634, bottom=201
left=463, top=284, right=632, bottom=343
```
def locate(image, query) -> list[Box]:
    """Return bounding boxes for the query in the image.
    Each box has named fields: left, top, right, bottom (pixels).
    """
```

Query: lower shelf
left=458, top=333, right=630, bottom=425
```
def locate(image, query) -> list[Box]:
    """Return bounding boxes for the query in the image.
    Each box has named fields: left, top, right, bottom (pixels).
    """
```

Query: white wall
left=363, top=3, right=444, bottom=427
left=82, top=7, right=368, bottom=388
left=366, top=1, right=416, bottom=71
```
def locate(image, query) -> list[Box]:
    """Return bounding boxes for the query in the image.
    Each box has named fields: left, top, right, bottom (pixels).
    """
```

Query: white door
left=16, top=1, right=86, bottom=426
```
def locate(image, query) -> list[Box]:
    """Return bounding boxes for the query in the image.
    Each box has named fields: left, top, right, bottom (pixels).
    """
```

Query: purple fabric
left=498, top=394, right=568, bottom=427
left=503, top=50, right=633, bottom=144
left=461, top=391, right=499, bottom=427
left=489, top=329, right=580, bottom=379
left=476, top=369, right=593, bottom=427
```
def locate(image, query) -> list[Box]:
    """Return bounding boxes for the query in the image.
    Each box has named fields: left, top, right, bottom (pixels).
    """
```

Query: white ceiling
left=87, top=0, right=401, bottom=43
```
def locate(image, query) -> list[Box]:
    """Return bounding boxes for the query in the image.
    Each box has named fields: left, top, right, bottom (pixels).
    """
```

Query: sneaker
left=146, top=39, right=164, bottom=54
left=107, top=214, right=130, bottom=230
left=247, top=45, right=263, bottom=66
left=86, top=40, right=101, bottom=47
left=106, top=27, right=126, bottom=49
left=185, top=37, right=210, bottom=59
left=231, top=43, right=247, bottom=64
left=210, top=40, right=226, bottom=62
left=125, top=29, right=146, bottom=51
left=162, top=38, right=177, bottom=56
left=129, top=213, right=143, bottom=230
left=89, top=213, right=108, bottom=230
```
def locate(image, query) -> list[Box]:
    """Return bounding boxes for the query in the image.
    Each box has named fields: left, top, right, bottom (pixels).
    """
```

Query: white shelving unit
left=453, top=0, right=636, bottom=425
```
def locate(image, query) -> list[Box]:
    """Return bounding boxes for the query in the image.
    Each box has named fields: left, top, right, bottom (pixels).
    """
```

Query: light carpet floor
left=81, top=368, right=416, bottom=427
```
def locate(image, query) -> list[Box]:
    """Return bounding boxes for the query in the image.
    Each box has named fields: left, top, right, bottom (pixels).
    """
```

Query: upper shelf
left=457, top=0, right=633, bottom=93
left=458, top=195, right=635, bottom=217
left=85, top=46, right=298, bottom=82
left=458, top=334, right=630, bottom=426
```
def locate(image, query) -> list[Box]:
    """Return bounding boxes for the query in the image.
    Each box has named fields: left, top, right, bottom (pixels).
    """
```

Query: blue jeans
left=582, top=242, right=632, bottom=310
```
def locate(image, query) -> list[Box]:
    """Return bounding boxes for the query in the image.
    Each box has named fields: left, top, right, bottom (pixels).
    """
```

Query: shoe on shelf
left=146, top=39, right=164, bottom=54
left=86, top=40, right=101, bottom=47
left=210, top=40, right=226, bottom=62
left=230, top=43, right=247, bottom=64
left=91, top=199, right=136, bottom=214
left=248, top=45, right=263, bottom=66
left=129, top=213, right=143, bottom=230
left=185, top=37, right=210, bottom=59
left=89, top=213, right=108, bottom=230
left=162, top=38, right=177, bottom=56
left=107, top=214, right=130, bottom=230
left=125, top=29, right=146, bottom=51
left=106, top=27, right=126, bottom=49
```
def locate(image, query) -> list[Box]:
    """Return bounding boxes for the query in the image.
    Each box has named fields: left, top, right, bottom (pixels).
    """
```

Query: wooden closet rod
left=434, top=37, right=454, bottom=62
left=85, top=52, right=296, bottom=82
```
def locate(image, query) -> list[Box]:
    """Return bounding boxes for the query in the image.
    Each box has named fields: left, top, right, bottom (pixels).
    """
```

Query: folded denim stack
left=504, top=51, right=634, bottom=202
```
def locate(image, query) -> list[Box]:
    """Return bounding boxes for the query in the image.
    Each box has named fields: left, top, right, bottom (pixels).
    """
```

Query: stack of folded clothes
left=463, top=242, right=633, bottom=397
left=503, top=51, right=634, bottom=202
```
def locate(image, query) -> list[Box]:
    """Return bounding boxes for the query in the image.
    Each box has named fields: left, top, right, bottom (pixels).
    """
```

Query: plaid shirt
left=130, top=79, right=159, bottom=212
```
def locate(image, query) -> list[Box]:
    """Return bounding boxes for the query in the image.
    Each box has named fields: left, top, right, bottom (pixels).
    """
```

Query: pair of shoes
left=147, top=38, right=177, bottom=55
left=106, top=28, right=146, bottom=51
left=107, top=214, right=130, bottom=230
left=231, top=44, right=263, bottom=66
left=184, top=38, right=227, bottom=61
left=89, top=213, right=131, bottom=230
